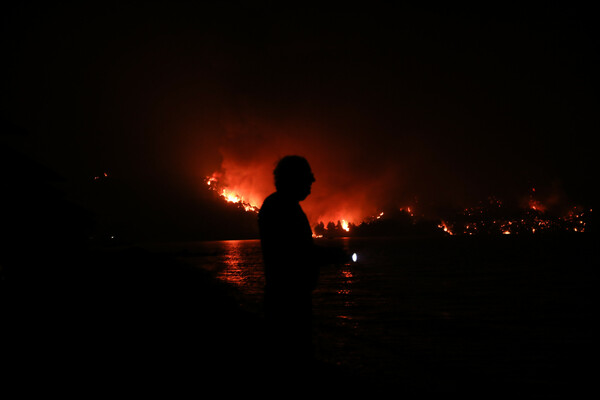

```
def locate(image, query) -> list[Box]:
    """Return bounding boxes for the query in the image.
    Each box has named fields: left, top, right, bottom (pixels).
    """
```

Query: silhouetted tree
left=314, top=221, right=325, bottom=236
left=335, top=220, right=343, bottom=232
left=326, top=221, right=336, bottom=235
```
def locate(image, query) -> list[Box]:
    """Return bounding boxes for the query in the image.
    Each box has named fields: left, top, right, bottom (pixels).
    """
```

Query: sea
left=147, top=235, right=594, bottom=394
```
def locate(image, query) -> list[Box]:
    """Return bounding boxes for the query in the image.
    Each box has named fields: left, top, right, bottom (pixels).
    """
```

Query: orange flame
left=438, top=221, right=453, bottom=235
left=206, top=175, right=260, bottom=213
left=206, top=171, right=364, bottom=227
left=529, top=199, right=546, bottom=212
left=221, top=188, right=241, bottom=204
left=341, top=220, right=350, bottom=232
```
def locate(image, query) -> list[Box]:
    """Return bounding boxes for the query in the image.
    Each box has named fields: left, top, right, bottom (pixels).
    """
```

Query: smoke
left=4, top=3, right=593, bottom=242
left=206, top=108, right=413, bottom=227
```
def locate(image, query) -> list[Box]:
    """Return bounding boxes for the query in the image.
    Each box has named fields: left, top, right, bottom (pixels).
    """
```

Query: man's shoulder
left=260, top=192, right=283, bottom=212
left=259, top=192, right=298, bottom=222
left=259, top=192, right=277, bottom=218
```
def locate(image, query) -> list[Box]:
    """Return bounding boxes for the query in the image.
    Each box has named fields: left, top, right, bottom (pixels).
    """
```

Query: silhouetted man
left=258, top=155, right=347, bottom=367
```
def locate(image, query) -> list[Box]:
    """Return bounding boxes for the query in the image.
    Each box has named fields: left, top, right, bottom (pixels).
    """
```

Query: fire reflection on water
left=213, top=240, right=265, bottom=302
left=218, top=241, right=247, bottom=287
left=329, top=238, right=357, bottom=326
left=335, top=263, right=357, bottom=325
left=212, top=239, right=359, bottom=328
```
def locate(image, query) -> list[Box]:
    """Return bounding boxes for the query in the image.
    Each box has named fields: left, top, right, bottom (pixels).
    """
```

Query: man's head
left=273, top=155, right=315, bottom=201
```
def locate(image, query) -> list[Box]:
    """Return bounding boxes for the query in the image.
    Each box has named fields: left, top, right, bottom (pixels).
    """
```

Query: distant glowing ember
left=528, top=199, right=546, bottom=212
left=435, top=195, right=591, bottom=236
left=438, top=221, right=454, bottom=235
left=399, top=207, right=413, bottom=217
left=206, top=176, right=218, bottom=186
left=93, top=172, right=109, bottom=181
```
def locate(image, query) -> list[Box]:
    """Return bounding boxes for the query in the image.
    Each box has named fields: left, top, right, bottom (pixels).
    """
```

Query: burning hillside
left=436, top=196, right=591, bottom=236
left=204, top=173, right=592, bottom=238
left=205, top=173, right=260, bottom=213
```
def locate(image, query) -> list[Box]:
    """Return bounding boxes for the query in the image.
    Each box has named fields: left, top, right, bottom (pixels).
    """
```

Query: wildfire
left=204, top=174, right=591, bottom=238
left=206, top=175, right=218, bottom=186
left=436, top=194, right=591, bottom=236
left=529, top=199, right=546, bottom=212
left=438, top=221, right=454, bottom=235
left=205, top=172, right=362, bottom=234
left=563, top=207, right=590, bottom=233
left=341, top=220, right=350, bottom=232
left=205, top=174, right=260, bottom=213
left=221, top=188, right=241, bottom=204
left=399, top=207, right=413, bottom=217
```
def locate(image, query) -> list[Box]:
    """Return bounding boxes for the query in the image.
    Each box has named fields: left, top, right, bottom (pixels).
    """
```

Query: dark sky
left=2, top=2, right=596, bottom=241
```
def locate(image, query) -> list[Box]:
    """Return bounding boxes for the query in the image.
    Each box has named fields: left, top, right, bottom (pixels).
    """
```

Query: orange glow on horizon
left=205, top=172, right=591, bottom=236
left=205, top=172, right=365, bottom=226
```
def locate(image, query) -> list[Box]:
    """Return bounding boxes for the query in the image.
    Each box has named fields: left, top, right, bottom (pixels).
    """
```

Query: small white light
left=352, top=253, right=358, bottom=262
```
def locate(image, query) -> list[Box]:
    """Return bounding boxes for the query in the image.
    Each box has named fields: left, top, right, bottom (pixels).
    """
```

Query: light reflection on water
left=184, top=238, right=432, bottom=375
left=201, top=238, right=366, bottom=368
left=212, top=240, right=265, bottom=305
left=199, top=239, right=360, bottom=325
left=335, top=264, right=356, bottom=316
left=217, top=240, right=249, bottom=287
left=162, top=236, right=592, bottom=390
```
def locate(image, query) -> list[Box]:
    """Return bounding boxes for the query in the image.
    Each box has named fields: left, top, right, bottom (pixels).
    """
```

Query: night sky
left=2, top=2, right=596, bottom=241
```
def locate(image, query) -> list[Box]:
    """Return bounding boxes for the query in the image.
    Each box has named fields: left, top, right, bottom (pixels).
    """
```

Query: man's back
left=258, top=191, right=318, bottom=295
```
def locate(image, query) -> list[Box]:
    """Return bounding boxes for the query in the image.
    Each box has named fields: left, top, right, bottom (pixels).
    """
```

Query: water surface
left=155, top=235, right=594, bottom=393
